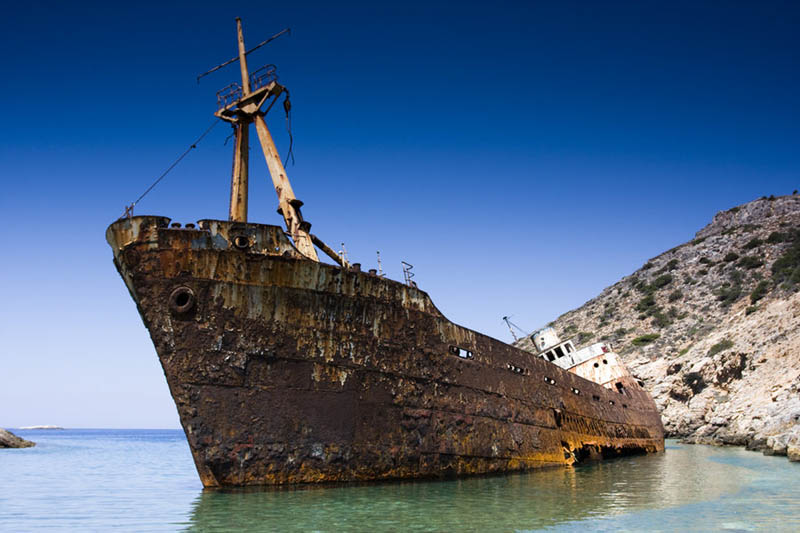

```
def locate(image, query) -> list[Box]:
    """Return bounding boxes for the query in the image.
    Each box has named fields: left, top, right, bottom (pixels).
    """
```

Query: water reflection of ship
left=183, top=443, right=749, bottom=531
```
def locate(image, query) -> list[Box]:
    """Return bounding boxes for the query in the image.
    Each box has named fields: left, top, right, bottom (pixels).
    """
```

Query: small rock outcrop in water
left=0, top=428, right=35, bottom=448
left=516, top=194, right=800, bottom=460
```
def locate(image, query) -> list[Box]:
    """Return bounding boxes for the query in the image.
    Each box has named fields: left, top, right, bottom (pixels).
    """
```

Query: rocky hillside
left=516, top=194, right=800, bottom=461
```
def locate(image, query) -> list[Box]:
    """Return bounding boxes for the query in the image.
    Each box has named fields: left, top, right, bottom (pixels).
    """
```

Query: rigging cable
left=283, top=89, right=295, bottom=167
left=122, top=120, right=220, bottom=217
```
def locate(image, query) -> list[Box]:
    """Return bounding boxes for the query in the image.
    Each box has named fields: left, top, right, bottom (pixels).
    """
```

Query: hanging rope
left=122, top=120, right=220, bottom=218
left=283, top=89, right=295, bottom=167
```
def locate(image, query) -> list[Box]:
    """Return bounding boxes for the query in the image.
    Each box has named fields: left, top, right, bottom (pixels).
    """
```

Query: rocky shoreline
left=516, top=194, right=800, bottom=462
left=0, top=428, right=35, bottom=448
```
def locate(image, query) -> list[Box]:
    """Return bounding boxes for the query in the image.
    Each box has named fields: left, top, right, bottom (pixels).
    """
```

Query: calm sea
left=1, top=430, right=799, bottom=532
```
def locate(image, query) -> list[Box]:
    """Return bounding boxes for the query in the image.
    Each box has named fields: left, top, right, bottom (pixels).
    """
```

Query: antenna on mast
left=376, top=251, right=384, bottom=277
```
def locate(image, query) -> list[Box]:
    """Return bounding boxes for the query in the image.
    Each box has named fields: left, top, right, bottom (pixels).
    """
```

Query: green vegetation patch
left=750, top=280, right=770, bottom=304
left=744, top=238, right=763, bottom=250
left=723, top=252, right=740, bottom=262
left=708, top=339, right=734, bottom=357
left=738, top=256, right=764, bottom=269
left=633, top=278, right=650, bottom=293
left=632, top=333, right=661, bottom=346
left=656, top=259, right=680, bottom=274
left=717, top=270, right=744, bottom=306
left=767, top=231, right=786, bottom=244
left=652, top=274, right=674, bottom=289
left=652, top=311, right=672, bottom=328
left=718, top=285, right=742, bottom=305
left=636, top=294, right=657, bottom=312
left=576, top=331, right=594, bottom=344
left=668, top=306, right=687, bottom=320
left=771, top=229, right=800, bottom=288
left=634, top=272, right=674, bottom=301
left=668, top=290, right=683, bottom=302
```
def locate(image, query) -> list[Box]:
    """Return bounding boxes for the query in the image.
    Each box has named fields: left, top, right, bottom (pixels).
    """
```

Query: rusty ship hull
left=107, top=215, right=664, bottom=487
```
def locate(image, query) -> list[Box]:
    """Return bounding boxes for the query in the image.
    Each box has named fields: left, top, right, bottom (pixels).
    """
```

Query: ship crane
left=203, top=18, right=347, bottom=268
left=502, top=316, right=529, bottom=342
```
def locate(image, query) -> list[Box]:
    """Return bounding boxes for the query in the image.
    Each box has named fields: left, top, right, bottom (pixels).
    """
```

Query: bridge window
left=554, top=346, right=565, bottom=358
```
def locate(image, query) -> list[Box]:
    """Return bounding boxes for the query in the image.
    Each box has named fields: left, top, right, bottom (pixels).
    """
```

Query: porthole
left=123, top=247, right=140, bottom=267
left=450, top=346, right=473, bottom=359
left=233, top=235, right=251, bottom=250
left=169, top=286, right=196, bottom=314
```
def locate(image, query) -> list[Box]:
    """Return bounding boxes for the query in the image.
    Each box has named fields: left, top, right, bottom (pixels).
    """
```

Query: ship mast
left=212, top=18, right=320, bottom=261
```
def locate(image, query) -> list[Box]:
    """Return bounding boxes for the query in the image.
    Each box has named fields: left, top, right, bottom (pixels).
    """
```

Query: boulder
left=0, top=428, right=35, bottom=448
left=788, top=445, right=800, bottom=462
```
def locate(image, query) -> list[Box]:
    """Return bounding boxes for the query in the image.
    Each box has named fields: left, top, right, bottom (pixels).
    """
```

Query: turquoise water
left=1, top=430, right=799, bottom=532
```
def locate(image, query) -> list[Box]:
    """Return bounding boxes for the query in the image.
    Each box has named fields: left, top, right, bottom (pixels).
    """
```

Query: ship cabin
left=531, top=327, right=611, bottom=371
left=531, top=327, right=633, bottom=390
left=531, top=327, right=581, bottom=369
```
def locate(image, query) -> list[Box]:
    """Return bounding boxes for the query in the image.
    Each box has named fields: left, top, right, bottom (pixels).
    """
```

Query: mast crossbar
left=197, top=28, right=290, bottom=83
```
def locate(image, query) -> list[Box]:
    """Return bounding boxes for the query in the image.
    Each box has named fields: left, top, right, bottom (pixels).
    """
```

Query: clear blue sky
left=1, top=1, right=797, bottom=428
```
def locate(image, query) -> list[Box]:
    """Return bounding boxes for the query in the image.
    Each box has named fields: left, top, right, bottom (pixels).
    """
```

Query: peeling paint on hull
left=106, top=216, right=665, bottom=487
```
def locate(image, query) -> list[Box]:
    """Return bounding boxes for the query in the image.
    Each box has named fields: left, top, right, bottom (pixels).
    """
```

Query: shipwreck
left=106, top=19, right=664, bottom=487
